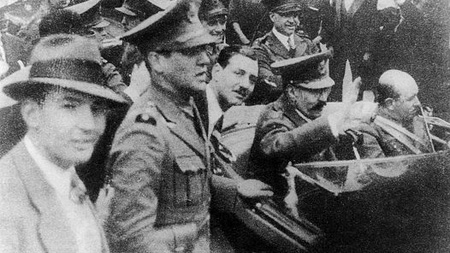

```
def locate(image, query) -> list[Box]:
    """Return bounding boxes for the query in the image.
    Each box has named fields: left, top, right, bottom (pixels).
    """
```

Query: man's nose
left=319, top=91, right=329, bottom=101
left=197, top=50, right=211, bottom=66
left=78, top=106, right=98, bottom=131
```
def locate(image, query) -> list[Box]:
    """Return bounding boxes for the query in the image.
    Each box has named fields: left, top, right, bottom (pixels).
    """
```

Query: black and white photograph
left=0, top=0, right=449, bottom=252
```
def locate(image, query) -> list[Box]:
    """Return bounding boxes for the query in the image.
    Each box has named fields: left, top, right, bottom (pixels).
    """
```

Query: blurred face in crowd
left=211, top=54, right=258, bottom=110
left=23, top=88, right=108, bottom=169
left=154, top=44, right=211, bottom=94
left=288, top=85, right=331, bottom=119
left=201, top=14, right=228, bottom=43
left=270, top=11, right=300, bottom=36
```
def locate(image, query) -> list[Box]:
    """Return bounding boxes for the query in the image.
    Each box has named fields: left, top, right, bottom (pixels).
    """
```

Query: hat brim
left=2, top=67, right=128, bottom=105
left=115, top=6, right=137, bottom=16
left=294, top=76, right=335, bottom=89
left=120, top=0, right=216, bottom=50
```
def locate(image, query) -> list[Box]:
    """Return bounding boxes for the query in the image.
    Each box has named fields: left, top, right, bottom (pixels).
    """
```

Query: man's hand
left=95, top=185, right=115, bottom=225
left=329, top=101, right=378, bottom=136
left=237, top=179, right=274, bottom=199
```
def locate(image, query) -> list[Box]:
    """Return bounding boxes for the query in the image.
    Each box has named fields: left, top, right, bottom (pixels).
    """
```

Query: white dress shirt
left=206, top=84, right=224, bottom=138
left=24, top=135, right=102, bottom=253
left=272, top=27, right=295, bottom=51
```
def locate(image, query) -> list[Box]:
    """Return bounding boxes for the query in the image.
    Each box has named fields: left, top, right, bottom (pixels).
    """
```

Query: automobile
left=218, top=103, right=450, bottom=252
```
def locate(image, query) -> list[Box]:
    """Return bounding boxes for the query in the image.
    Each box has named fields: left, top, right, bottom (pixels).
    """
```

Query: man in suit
left=105, top=0, right=248, bottom=252
left=0, top=34, right=127, bottom=253
left=356, top=69, right=433, bottom=159
left=248, top=50, right=376, bottom=199
left=249, top=0, right=318, bottom=104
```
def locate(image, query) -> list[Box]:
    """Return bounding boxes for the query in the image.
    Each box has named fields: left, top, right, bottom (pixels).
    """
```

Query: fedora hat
left=1, top=34, right=127, bottom=104
left=120, top=0, right=216, bottom=51
left=272, top=50, right=335, bottom=89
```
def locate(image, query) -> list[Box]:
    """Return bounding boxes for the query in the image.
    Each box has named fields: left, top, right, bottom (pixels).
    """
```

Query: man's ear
left=286, top=85, right=296, bottom=100
left=147, top=51, right=165, bottom=74
left=20, top=100, right=41, bottom=129
left=384, top=98, right=395, bottom=110
left=269, top=12, right=277, bottom=23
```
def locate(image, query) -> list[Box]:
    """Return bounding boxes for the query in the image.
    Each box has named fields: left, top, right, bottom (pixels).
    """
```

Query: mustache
left=311, top=101, right=327, bottom=111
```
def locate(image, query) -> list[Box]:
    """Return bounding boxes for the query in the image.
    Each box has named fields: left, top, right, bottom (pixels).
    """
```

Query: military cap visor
left=120, top=0, right=216, bottom=51
left=272, top=50, right=335, bottom=89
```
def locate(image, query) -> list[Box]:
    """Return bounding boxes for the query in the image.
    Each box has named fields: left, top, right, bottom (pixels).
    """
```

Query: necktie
left=287, top=37, right=296, bottom=57
left=69, top=174, right=87, bottom=204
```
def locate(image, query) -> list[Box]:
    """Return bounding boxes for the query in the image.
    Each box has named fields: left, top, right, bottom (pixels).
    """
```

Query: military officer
left=248, top=0, right=318, bottom=104
left=248, top=50, right=377, bottom=198
left=105, top=0, right=241, bottom=252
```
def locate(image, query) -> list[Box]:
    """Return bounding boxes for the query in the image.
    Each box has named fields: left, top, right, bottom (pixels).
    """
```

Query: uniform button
left=175, top=246, right=185, bottom=252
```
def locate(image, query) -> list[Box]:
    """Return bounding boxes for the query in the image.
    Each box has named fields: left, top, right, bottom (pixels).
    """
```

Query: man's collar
left=272, top=27, right=294, bottom=50
left=24, top=135, right=75, bottom=197
left=206, top=84, right=224, bottom=135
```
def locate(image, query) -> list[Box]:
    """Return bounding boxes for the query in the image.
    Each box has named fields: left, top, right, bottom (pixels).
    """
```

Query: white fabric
left=24, top=135, right=102, bottom=253
left=344, top=0, right=355, bottom=12
left=206, top=85, right=224, bottom=138
left=272, top=28, right=295, bottom=51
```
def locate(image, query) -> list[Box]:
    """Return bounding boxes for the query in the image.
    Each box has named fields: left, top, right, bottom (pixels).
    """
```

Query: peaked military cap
left=199, top=0, right=228, bottom=20
left=120, top=0, right=216, bottom=51
left=272, top=50, right=335, bottom=89
left=115, top=0, right=170, bottom=19
left=262, top=0, right=306, bottom=14
left=66, top=0, right=110, bottom=29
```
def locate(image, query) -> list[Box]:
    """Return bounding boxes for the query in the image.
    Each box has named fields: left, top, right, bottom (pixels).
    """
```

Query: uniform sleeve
left=354, top=123, right=386, bottom=159
left=105, top=115, right=176, bottom=253
left=257, top=110, right=337, bottom=161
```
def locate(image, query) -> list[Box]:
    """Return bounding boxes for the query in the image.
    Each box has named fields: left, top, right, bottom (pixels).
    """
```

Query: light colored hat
left=272, top=50, right=335, bottom=89
left=1, top=34, right=128, bottom=104
left=120, top=0, right=216, bottom=51
left=199, top=0, right=228, bottom=20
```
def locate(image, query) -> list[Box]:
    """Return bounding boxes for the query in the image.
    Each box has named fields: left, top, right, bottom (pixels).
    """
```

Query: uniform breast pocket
left=173, top=155, right=208, bottom=207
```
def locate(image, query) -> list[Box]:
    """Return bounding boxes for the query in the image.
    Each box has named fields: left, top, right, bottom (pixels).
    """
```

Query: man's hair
left=39, top=9, right=86, bottom=38
left=217, top=45, right=257, bottom=68
left=376, top=80, right=400, bottom=106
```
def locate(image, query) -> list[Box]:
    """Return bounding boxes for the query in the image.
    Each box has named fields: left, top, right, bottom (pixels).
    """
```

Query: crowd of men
left=0, top=0, right=449, bottom=252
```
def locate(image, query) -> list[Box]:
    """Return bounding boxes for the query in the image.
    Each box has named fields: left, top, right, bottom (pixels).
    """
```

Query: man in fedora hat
left=105, top=0, right=243, bottom=252
left=0, top=34, right=127, bottom=253
left=248, top=0, right=318, bottom=105
left=248, top=50, right=376, bottom=201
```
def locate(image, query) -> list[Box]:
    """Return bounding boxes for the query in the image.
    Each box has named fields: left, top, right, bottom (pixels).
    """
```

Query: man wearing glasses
left=249, top=0, right=318, bottom=104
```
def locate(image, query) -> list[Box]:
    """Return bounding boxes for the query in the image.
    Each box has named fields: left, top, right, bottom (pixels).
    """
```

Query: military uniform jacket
left=248, top=94, right=337, bottom=195
left=356, top=113, right=432, bottom=159
left=106, top=85, right=212, bottom=253
left=250, top=31, right=318, bottom=104
left=0, top=142, right=109, bottom=253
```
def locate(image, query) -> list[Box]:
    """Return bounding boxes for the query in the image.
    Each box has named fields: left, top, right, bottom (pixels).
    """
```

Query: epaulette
left=135, top=101, right=157, bottom=125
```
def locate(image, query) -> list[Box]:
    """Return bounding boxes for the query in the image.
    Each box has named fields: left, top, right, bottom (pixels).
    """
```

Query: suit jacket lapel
left=293, top=35, right=308, bottom=57
left=267, top=32, right=290, bottom=59
left=12, top=142, right=77, bottom=253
